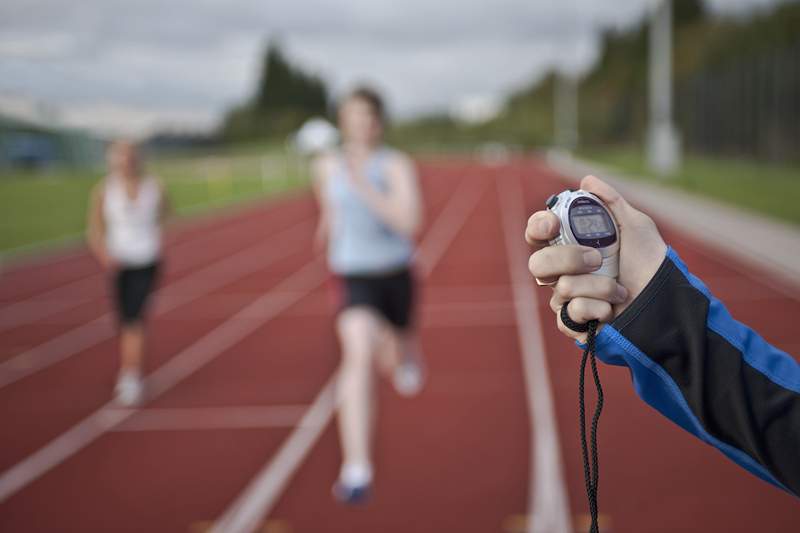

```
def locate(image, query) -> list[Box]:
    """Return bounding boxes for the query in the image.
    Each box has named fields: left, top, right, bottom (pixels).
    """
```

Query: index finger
left=525, top=210, right=561, bottom=249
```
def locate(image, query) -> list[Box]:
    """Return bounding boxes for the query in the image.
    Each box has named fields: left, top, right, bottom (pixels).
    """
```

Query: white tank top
left=103, top=175, right=162, bottom=267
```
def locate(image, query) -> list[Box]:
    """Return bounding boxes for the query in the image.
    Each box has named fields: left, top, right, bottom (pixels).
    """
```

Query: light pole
left=647, top=0, right=681, bottom=175
left=554, top=72, right=579, bottom=153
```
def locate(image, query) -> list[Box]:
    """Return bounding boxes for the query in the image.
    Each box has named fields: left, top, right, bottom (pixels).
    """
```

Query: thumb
left=579, top=175, right=634, bottom=222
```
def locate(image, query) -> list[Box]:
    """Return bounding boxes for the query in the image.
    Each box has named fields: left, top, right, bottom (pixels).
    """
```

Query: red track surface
left=0, top=158, right=797, bottom=532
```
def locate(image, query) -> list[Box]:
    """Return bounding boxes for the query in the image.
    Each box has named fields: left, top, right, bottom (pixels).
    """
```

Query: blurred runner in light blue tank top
left=326, top=147, right=413, bottom=275
left=311, top=86, right=426, bottom=505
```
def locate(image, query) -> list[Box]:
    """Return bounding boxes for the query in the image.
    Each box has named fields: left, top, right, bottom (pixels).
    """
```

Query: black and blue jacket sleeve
left=591, top=247, right=800, bottom=497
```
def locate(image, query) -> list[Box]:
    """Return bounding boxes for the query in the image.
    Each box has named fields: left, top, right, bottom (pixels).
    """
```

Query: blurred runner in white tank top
left=86, top=141, right=172, bottom=406
left=103, top=172, right=161, bottom=267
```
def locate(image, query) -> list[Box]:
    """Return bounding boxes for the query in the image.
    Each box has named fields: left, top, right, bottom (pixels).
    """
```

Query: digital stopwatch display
left=572, top=214, right=610, bottom=235
left=568, top=197, right=617, bottom=247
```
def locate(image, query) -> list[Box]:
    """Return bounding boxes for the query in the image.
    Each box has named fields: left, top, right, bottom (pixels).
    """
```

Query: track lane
left=3, top=158, right=797, bottom=533
left=0, top=188, right=356, bottom=476
left=0, top=162, right=462, bottom=531
left=0, top=192, right=314, bottom=303
left=0, top=215, right=318, bottom=386
left=0, top=195, right=317, bottom=333
left=209, top=167, right=487, bottom=533
left=260, top=164, right=534, bottom=533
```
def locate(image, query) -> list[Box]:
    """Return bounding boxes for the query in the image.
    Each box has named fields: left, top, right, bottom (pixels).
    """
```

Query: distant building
left=0, top=114, right=105, bottom=171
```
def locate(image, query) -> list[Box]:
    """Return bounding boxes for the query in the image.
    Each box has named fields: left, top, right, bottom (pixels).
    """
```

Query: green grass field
left=579, top=147, right=800, bottom=225
left=0, top=147, right=310, bottom=255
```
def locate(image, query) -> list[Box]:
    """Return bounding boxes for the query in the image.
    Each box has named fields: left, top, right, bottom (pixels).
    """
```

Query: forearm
left=357, top=186, right=419, bottom=237
left=593, top=247, right=800, bottom=496
left=87, top=186, right=113, bottom=268
left=86, top=230, right=111, bottom=265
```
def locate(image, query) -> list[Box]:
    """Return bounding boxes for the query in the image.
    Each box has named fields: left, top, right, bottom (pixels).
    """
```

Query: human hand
left=99, top=251, right=118, bottom=271
left=525, top=175, right=667, bottom=342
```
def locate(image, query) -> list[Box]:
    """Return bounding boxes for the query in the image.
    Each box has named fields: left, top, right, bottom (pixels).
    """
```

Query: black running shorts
left=113, top=262, right=160, bottom=325
left=338, top=268, right=414, bottom=330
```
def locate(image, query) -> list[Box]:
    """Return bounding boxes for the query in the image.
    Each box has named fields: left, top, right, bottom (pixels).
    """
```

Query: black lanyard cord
left=579, top=319, right=603, bottom=533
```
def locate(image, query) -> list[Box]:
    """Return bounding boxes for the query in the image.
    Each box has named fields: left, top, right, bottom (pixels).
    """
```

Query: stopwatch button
left=546, top=194, right=559, bottom=209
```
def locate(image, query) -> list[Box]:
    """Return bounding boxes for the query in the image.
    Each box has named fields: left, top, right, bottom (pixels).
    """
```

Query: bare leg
left=336, top=307, right=381, bottom=484
left=119, top=323, right=145, bottom=377
left=389, top=326, right=426, bottom=397
left=114, top=322, right=146, bottom=406
left=399, top=329, right=423, bottom=364
left=375, top=324, right=400, bottom=379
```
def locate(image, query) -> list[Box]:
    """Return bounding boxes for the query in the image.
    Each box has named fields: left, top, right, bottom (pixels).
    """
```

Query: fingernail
left=536, top=218, right=550, bottom=234
left=616, top=284, right=628, bottom=302
left=583, top=250, right=602, bottom=267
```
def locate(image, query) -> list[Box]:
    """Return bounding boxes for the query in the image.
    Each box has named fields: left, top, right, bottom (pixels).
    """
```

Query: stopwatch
left=545, top=188, right=619, bottom=533
left=545, top=189, right=619, bottom=278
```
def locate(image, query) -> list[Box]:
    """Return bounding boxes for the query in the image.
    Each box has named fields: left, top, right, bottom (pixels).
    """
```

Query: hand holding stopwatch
left=545, top=189, right=620, bottom=279
left=544, top=188, right=617, bottom=533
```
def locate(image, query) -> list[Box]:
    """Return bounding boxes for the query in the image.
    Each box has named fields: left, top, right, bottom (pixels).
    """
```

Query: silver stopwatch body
left=546, top=189, right=620, bottom=278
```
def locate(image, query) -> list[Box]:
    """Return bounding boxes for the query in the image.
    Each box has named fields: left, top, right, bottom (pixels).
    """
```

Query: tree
left=223, top=41, right=329, bottom=140
left=674, top=0, right=705, bottom=28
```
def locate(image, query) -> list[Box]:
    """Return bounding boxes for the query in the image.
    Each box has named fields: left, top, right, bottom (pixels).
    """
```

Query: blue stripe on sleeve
left=593, top=324, right=791, bottom=493
left=667, top=248, right=800, bottom=394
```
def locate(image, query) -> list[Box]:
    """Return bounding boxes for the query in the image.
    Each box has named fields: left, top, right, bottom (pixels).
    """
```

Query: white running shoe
left=393, top=349, right=426, bottom=397
left=332, top=479, right=371, bottom=505
left=332, top=462, right=373, bottom=505
left=114, top=373, right=143, bottom=407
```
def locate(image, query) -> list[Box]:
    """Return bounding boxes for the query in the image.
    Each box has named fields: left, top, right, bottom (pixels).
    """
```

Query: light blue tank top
left=326, top=148, right=414, bottom=275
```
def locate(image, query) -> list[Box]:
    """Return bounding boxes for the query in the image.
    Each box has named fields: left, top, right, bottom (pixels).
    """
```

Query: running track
left=0, top=158, right=797, bottom=532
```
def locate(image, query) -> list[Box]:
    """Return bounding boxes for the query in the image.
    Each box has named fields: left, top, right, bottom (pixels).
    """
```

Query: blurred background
left=1, top=1, right=799, bottom=532
left=1, top=0, right=798, bottom=255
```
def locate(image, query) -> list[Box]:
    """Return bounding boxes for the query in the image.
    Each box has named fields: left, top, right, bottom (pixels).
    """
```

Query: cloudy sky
left=0, top=0, right=786, bottom=136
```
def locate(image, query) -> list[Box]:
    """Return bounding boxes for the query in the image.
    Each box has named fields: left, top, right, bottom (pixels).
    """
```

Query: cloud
left=0, top=0, right=785, bottom=136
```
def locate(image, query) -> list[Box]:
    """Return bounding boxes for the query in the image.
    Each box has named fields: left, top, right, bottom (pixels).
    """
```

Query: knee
left=337, top=309, right=379, bottom=366
left=340, top=345, right=372, bottom=375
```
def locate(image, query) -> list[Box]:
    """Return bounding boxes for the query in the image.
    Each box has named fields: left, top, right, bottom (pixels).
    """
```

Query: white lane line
left=111, top=405, right=310, bottom=432
left=0, top=257, right=327, bottom=503
left=0, top=219, right=315, bottom=390
left=415, top=175, right=487, bottom=277
left=211, top=375, right=337, bottom=533
left=0, top=296, right=94, bottom=330
left=0, top=207, right=307, bottom=330
left=210, top=173, right=486, bottom=533
left=497, top=173, right=573, bottom=533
